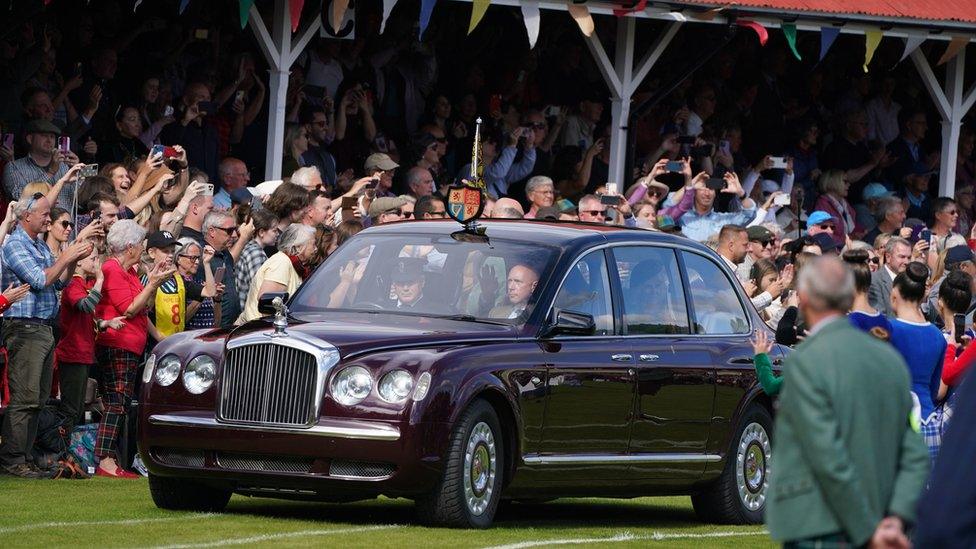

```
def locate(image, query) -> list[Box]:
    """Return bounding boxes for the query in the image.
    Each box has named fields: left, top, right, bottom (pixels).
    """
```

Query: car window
left=681, top=252, right=750, bottom=335
left=553, top=250, right=613, bottom=335
left=613, top=246, right=690, bottom=335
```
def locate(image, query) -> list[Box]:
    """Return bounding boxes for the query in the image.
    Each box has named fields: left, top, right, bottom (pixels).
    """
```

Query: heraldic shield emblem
left=446, top=184, right=485, bottom=224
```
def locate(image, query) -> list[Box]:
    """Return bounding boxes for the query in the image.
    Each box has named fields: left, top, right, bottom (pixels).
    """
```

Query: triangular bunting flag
left=380, top=0, right=398, bottom=34
left=332, top=0, right=350, bottom=33
left=289, top=0, right=304, bottom=32
left=783, top=23, right=801, bottom=60
left=612, top=0, right=646, bottom=17
left=690, top=6, right=725, bottom=21
left=938, top=36, right=968, bottom=66
left=419, top=0, right=437, bottom=39
left=239, top=0, right=255, bottom=28
left=468, top=0, right=490, bottom=34
left=863, top=28, right=882, bottom=72
left=819, top=27, right=840, bottom=62
left=736, top=20, right=768, bottom=46
left=178, top=0, right=190, bottom=14
left=899, top=36, right=925, bottom=63
left=567, top=3, right=594, bottom=37
left=521, top=0, right=540, bottom=49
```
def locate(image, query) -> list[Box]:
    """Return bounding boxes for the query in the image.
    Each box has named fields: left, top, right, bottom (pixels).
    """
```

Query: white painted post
left=940, top=48, right=966, bottom=198
left=607, top=17, right=635, bottom=187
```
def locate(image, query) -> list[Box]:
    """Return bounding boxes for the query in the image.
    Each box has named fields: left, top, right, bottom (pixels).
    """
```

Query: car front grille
left=155, top=447, right=205, bottom=468
left=219, top=343, right=318, bottom=426
left=217, top=452, right=314, bottom=474
left=329, top=460, right=396, bottom=479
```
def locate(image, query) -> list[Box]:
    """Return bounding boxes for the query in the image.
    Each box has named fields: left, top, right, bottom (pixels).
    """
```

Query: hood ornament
left=271, top=296, right=289, bottom=337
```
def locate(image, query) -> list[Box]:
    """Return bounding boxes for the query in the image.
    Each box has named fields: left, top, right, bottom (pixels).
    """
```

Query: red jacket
left=56, top=276, right=97, bottom=364
left=95, top=259, right=148, bottom=355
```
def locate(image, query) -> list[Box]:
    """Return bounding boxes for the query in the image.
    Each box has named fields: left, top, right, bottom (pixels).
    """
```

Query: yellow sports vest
left=154, top=276, right=186, bottom=337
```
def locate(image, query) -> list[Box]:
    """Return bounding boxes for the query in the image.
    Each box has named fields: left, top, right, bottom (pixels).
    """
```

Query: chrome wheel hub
left=736, top=422, right=770, bottom=512
left=463, top=422, right=496, bottom=516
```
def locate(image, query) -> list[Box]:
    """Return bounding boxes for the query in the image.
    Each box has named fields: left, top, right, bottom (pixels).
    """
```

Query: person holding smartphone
left=2, top=120, right=78, bottom=209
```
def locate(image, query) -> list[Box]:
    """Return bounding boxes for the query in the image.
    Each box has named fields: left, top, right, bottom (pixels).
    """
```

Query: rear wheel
left=692, top=404, right=772, bottom=524
left=149, top=473, right=232, bottom=512
left=415, top=400, right=504, bottom=528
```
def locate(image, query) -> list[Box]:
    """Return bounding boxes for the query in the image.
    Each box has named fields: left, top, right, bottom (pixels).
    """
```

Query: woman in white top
left=238, top=224, right=317, bottom=324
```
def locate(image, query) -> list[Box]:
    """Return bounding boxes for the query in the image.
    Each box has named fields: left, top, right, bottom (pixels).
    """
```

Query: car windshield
left=289, top=232, right=559, bottom=324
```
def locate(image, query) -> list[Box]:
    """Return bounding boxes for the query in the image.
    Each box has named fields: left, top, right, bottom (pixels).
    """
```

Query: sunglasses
left=213, top=226, right=239, bottom=235
left=869, top=257, right=881, bottom=265
left=751, top=240, right=773, bottom=248
left=25, top=192, right=44, bottom=211
left=58, top=220, right=74, bottom=229
left=402, top=211, right=414, bottom=219
left=581, top=210, right=606, bottom=217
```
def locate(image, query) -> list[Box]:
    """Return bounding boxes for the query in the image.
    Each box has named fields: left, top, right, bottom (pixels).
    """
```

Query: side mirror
left=258, top=292, right=290, bottom=316
left=543, top=309, right=595, bottom=338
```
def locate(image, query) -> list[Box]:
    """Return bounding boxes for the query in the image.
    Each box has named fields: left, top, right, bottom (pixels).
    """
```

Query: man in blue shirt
left=679, top=172, right=758, bottom=242
left=0, top=193, right=95, bottom=478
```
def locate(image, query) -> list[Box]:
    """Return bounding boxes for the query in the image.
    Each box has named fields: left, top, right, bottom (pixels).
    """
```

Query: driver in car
left=392, top=258, right=430, bottom=310
left=489, top=264, right=540, bottom=319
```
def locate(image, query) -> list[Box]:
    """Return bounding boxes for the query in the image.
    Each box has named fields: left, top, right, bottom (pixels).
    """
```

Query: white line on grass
left=483, top=529, right=770, bottom=549
left=147, top=524, right=401, bottom=549
left=0, top=514, right=216, bottom=535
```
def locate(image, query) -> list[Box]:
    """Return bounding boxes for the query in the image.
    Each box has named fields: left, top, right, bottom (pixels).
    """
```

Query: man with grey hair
left=200, top=211, right=241, bottom=328
left=869, top=236, right=912, bottom=317
left=862, top=195, right=907, bottom=247
left=406, top=167, right=435, bottom=199
left=490, top=197, right=524, bottom=219
left=0, top=193, right=94, bottom=478
left=767, top=255, right=928, bottom=548
left=290, top=166, right=325, bottom=193
left=213, top=157, right=250, bottom=209
left=523, top=176, right=555, bottom=219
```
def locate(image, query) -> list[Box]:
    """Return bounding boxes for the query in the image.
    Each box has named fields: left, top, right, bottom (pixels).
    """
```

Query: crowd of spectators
left=0, top=2, right=973, bottom=516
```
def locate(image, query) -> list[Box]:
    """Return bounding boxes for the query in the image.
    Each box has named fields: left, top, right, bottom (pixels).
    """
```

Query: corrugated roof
left=665, top=0, right=976, bottom=25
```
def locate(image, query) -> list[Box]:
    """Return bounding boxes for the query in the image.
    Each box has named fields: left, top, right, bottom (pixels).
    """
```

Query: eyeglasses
left=59, top=220, right=74, bottom=229
left=533, top=189, right=555, bottom=195
left=943, top=210, right=959, bottom=215
left=869, top=257, right=881, bottom=265
left=581, top=210, right=606, bottom=217
left=402, top=211, right=414, bottom=219
left=213, top=226, right=239, bottom=235
left=752, top=240, right=773, bottom=248
left=179, top=254, right=201, bottom=262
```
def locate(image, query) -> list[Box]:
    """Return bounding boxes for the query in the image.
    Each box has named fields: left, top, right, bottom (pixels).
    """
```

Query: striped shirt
left=1, top=155, right=73, bottom=208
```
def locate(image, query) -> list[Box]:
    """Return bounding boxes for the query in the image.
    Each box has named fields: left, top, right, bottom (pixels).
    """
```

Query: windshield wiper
left=438, top=314, right=511, bottom=326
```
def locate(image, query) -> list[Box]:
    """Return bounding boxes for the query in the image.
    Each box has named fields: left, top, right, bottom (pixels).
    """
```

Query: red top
left=96, top=258, right=148, bottom=355
left=56, top=276, right=97, bottom=364
left=943, top=342, right=976, bottom=387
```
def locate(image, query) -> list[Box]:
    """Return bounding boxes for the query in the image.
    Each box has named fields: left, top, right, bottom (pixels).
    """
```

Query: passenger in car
left=627, top=260, right=682, bottom=333
left=489, top=264, right=540, bottom=319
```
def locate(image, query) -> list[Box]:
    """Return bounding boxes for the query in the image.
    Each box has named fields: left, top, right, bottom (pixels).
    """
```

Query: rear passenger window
left=613, top=247, right=690, bottom=335
left=681, top=252, right=750, bottom=334
left=553, top=251, right=613, bottom=335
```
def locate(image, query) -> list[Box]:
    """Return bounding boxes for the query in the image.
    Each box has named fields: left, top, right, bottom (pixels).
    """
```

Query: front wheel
left=692, top=403, right=772, bottom=524
left=415, top=400, right=504, bottom=528
left=149, top=473, right=231, bottom=512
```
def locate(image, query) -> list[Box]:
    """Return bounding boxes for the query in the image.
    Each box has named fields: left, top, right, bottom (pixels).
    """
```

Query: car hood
left=230, top=310, right=520, bottom=358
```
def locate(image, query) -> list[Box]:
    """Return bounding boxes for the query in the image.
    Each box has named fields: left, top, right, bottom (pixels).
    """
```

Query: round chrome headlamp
left=182, top=355, right=216, bottom=394
left=142, top=354, right=157, bottom=384
left=154, top=354, right=181, bottom=386
left=378, top=370, right=414, bottom=404
left=331, top=366, right=372, bottom=406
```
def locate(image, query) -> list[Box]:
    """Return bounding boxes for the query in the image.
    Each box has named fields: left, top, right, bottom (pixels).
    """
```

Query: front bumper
left=139, top=407, right=449, bottom=498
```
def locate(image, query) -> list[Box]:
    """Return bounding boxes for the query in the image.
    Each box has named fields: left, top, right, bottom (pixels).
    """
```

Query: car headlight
left=412, top=372, right=432, bottom=402
left=331, top=366, right=372, bottom=406
left=155, top=354, right=181, bottom=386
left=142, top=354, right=157, bottom=384
left=378, top=370, right=414, bottom=404
left=183, top=355, right=216, bottom=394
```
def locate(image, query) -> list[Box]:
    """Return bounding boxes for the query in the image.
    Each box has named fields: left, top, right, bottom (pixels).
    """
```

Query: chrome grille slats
left=329, top=460, right=396, bottom=479
left=219, top=341, right=318, bottom=426
left=217, top=452, right=313, bottom=474
left=155, top=447, right=205, bottom=468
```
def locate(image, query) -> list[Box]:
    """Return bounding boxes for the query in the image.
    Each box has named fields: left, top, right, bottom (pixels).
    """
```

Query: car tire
left=149, top=473, right=232, bottom=512
left=415, top=399, right=504, bottom=528
left=692, top=403, right=772, bottom=524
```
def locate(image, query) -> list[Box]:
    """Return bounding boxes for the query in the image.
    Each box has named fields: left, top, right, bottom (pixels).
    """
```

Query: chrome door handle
left=639, top=354, right=660, bottom=362
left=611, top=354, right=633, bottom=362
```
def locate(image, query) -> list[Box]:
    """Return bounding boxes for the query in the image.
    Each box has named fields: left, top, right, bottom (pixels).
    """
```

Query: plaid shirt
left=236, top=240, right=268, bottom=311
left=1, top=155, right=73, bottom=208
left=2, top=225, right=66, bottom=319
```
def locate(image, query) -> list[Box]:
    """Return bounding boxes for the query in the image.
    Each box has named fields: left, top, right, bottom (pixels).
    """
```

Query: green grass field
left=0, top=477, right=774, bottom=548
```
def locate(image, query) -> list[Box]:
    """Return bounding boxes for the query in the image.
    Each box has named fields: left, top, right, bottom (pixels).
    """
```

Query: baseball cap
left=229, top=188, right=253, bottom=205
left=862, top=182, right=894, bottom=201
left=364, top=153, right=399, bottom=172
left=747, top=225, right=774, bottom=243
left=534, top=206, right=561, bottom=220
left=390, top=257, right=426, bottom=283
left=556, top=198, right=577, bottom=214
left=945, top=245, right=975, bottom=267
left=367, top=196, right=408, bottom=218
left=25, top=119, right=62, bottom=137
left=811, top=233, right=839, bottom=254
left=147, top=230, right=179, bottom=250
left=807, top=211, right=836, bottom=227
left=655, top=215, right=680, bottom=233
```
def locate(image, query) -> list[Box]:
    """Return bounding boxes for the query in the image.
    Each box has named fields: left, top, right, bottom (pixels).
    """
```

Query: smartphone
left=58, top=136, right=71, bottom=154
left=91, top=209, right=102, bottom=221
left=197, top=101, right=217, bottom=114
left=163, top=105, right=174, bottom=118
left=203, top=183, right=215, bottom=196
left=331, top=208, right=343, bottom=227
left=235, top=90, right=246, bottom=102
left=773, top=194, right=791, bottom=206
left=919, top=229, right=932, bottom=244
left=214, top=266, right=226, bottom=282
left=600, top=194, right=621, bottom=206
left=677, top=135, right=696, bottom=145
left=719, top=139, right=731, bottom=155
left=364, top=178, right=379, bottom=192
left=1, top=133, right=13, bottom=149
left=489, top=94, right=502, bottom=113
left=706, top=178, right=727, bottom=191
left=151, top=144, right=180, bottom=159
left=543, top=105, right=561, bottom=118
left=80, top=164, right=98, bottom=178
left=665, top=160, right=684, bottom=173
left=954, top=314, right=967, bottom=344
left=605, top=182, right=618, bottom=195
left=194, top=29, right=209, bottom=40
left=770, top=156, right=788, bottom=169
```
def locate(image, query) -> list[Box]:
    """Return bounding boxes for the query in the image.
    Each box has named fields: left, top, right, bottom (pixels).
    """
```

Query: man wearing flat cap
left=2, top=119, right=79, bottom=208
left=368, top=196, right=408, bottom=225
left=737, top=225, right=776, bottom=283
left=364, top=153, right=399, bottom=198
left=390, top=258, right=431, bottom=311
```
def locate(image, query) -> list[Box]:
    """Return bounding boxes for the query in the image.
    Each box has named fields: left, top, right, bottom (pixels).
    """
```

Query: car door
left=612, top=246, right=715, bottom=478
left=679, top=250, right=757, bottom=462
left=533, top=249, right=635, bottom=480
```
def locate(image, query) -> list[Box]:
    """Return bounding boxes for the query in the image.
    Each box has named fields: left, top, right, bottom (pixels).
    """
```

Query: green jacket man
left=766, top=259, right=930, bottom=547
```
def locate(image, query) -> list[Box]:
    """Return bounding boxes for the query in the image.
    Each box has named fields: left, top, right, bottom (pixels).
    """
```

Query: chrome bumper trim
left=148, top=414, right=400, bottom=441
left=521, top=453, right=721, bottom=465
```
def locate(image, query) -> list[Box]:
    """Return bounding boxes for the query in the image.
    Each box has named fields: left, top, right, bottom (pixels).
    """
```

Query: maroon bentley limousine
left=139, top=220, right=783, bottom=528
